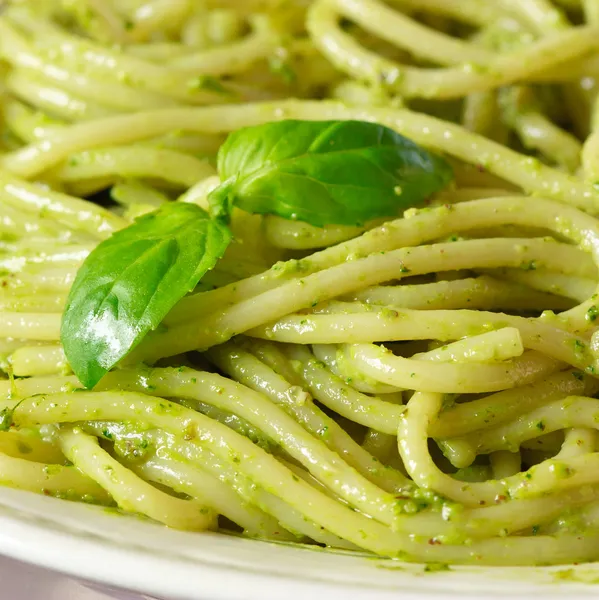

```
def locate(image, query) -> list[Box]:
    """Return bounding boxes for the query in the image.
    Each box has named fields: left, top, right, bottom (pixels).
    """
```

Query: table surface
left=0, top=556, right=160, bottom=600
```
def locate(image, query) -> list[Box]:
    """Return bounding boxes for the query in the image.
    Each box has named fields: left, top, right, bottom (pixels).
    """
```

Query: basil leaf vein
left=209, top=119, right=453, bottom=227
left=61, top=203, right=231, bottom=388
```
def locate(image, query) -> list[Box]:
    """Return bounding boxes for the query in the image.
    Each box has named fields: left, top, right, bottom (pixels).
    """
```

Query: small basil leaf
left=0, top=407, right=14, bottom=432
left=61, top=203, right=231, bottom=388
left=208, top=176, right=236, bottom=224
left=0, top=398, right=25, bottom=432
left=208, top=119, right=453, bottom=227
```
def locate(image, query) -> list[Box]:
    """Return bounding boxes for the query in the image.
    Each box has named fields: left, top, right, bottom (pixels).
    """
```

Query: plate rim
left=0, top=488, right=597, bottom=600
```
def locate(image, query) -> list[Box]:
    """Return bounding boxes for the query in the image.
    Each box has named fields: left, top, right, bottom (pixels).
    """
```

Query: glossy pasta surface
left=3, top=0, right=599, bottom=567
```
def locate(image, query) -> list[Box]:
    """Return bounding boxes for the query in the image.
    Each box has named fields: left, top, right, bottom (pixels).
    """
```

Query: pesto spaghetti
left=3, top=0, right=599, bottom=567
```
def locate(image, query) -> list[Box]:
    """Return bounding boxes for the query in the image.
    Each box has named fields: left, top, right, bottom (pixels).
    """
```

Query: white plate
left=0, top=486, right=598, bottom=600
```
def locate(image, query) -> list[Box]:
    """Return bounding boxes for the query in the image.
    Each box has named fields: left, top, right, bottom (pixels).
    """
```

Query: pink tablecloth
left=0, top=555, right=157, bottom=599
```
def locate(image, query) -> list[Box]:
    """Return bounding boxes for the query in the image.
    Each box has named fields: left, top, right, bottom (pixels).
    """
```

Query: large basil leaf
left=61, top=203, right=231, bottom=388
left=208, top=120, right=453, bottom=227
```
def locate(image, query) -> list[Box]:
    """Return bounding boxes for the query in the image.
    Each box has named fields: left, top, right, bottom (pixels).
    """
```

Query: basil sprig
left=62, top=119, right=453, bottom=388
left=61, top=203, right=231, bottom=388
left=208, top=120, right=453, bottom=226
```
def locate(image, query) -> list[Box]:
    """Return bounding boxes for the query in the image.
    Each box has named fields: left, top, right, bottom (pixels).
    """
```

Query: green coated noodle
left=4, top=102, right=599, bottom=213
left=449, top=397, right=599, bottom=458
left=312, top=343, right=401, bottom=394
left=2, top=8, right=234, bottom=105
left=206, top=341, right=410, bottom=491
left=9, top=390, right=599, bottom=563
left=489, top=451, right=522, bottom=479
left=488, top=269, right=595, bottom=303
left=135, top=236, right=594, bottom=362
left=0, top=451, right=112, bottom=503
left=9, top=344, right=67, bottom=377
left=0, top=20, right=183, bottom=113
left=431, top=370, right=599, bottom=439
left=167, top=17, right=279, bottom=74
left=166, top=195, right=599, bottom=326
left=386, top=0, right=505, bottom=26
left=307, top=0, right=599, bottom=99
left=0, top=293, right=66, bottom=313
left=500, top=87, right=582, bottom=172
left=556, top=428, right=598, bottom=458
left=132, top=458, right=299, bottom=542
left=264, top=215, right=368, bottom=250
left=499, top=0, right=571, bottom=33
left=462, top=91, right=504, bottom=140
left=347, top=276, right=574, bottom=311
left=5, top=70, right=115, bottom=121
left=59, top=426, right=217, bottom=531
left=248, top=307, right=593, bottom=374
left=89, top=424, right=357, bottom=549
left=324, top=0, right=493, bottom=67
left=53, top=146, right=215, bottom=189
left=0, top=171, right=126, bottom=237
left=584, top=0, right=599, bottom=23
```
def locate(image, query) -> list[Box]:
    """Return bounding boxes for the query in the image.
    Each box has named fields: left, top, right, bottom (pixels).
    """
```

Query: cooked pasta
left=4, top=0, right=599, bottom=568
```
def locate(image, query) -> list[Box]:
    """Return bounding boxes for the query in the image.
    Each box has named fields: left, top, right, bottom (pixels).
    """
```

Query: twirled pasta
left=4, top=0, right=599, bottom=568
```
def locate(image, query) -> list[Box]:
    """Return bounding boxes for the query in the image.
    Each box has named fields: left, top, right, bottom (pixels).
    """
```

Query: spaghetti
left=2, top=0, right=599, bottom=566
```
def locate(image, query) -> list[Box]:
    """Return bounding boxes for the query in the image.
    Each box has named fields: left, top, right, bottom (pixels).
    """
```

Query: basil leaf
left=0, top=406, right=14, bottom=432
left=0, top=398, right=25, bottom=432
left=61, top=203, right=231, bottom=388
left=208, top=119, right=453, bottom=227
